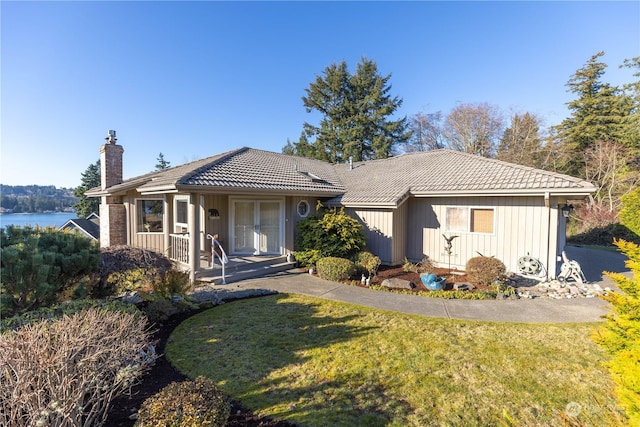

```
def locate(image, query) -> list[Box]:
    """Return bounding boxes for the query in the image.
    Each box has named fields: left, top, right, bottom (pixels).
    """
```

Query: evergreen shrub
left=296, top=206, right=366, bottom=260
left=594, top=239, right=640, bottom=426
left=465, top=256, right=506, bottom=286
left=619, top=187, right=640, bottom=237
left=316, top=257, right=356, bottom=282
left=294, top=249, right=323, bottom=268
left=135, top=376, right=231, bottom=427
left=0, top=226, right=100, bottom=315
left=353, top=251, right=381, bottom=277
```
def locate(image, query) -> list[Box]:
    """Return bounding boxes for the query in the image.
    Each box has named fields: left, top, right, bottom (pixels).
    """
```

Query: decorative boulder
left=381, top=278, right=415, bottom=290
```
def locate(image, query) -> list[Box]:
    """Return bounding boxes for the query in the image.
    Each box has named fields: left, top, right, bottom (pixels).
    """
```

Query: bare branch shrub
left=0, top=308, right=155, bottom=427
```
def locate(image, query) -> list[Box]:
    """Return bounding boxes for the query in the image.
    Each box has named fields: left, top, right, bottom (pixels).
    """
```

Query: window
left=297, top=200, right=310, bottom=218
left=175, top=199, right=188, bottom=226
left=137, top=199, right=163, bottom=233
left=445, top=206, right=494, bottom=234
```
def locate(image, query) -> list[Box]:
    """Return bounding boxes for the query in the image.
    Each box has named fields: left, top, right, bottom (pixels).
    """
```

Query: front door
left=232, top=200, right=283, bottom=255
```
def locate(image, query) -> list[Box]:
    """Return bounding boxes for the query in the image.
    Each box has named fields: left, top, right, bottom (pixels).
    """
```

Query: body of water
left=0, top=212, right=77, bottom=229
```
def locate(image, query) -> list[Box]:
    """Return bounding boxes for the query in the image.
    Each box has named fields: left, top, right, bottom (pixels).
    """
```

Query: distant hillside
left=0, top=184, right=78, bottom=213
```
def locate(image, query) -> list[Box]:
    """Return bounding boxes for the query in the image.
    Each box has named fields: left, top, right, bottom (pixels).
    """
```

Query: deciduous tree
left=405, top=111, right=445, bottom=152
left=497, top=112, right=543, bottom=167
left=443, top=102, right=503, bottom=157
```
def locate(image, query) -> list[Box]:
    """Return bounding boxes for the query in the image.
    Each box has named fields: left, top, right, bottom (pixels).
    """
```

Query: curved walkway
left=195, top=246, right=631, bottom=324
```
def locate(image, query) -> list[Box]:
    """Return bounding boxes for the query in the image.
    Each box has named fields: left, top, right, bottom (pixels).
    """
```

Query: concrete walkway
left=195, top=246, right=632, bottom=324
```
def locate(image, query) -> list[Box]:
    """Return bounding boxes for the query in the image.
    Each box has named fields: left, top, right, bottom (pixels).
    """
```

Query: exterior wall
left=99, top=201, right=126, bottom=247
left=286, top=196, right=320, bottom=254
left=125, top=192, right=165, bottom=255
left=407, top=196, right=558, bottom=276
left=200, top=194, right=230, bottom=253
left=346, top=208, right=395, bottom=264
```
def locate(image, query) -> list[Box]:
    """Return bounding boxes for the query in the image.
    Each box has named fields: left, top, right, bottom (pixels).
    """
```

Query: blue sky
left=2, top=1, right=638, bottom=188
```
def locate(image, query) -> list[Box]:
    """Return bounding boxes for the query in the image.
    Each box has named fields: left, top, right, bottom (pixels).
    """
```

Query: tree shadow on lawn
left=167, top=294, right=414, bottom=426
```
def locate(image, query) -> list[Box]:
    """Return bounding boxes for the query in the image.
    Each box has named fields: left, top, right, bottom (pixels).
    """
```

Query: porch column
left=188, top=193, right=200, bottom=283
left=163, top=196, right=170, bottom=257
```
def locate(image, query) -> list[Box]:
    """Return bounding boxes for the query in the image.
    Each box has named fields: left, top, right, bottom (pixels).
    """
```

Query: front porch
left=168, top=233, right=295, bottom=284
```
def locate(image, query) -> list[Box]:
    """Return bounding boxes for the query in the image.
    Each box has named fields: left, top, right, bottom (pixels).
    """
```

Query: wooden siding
left=407, top=196, right=558, bottom=275
left=287, top=196, right=320, bottom=254
left=347, top=208, right=395, bottom=264
left=125, top=192, right=165, bottom=255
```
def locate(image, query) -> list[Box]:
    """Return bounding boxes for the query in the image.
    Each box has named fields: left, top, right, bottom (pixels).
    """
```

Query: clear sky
left=2, top=1, right=638, bottom=188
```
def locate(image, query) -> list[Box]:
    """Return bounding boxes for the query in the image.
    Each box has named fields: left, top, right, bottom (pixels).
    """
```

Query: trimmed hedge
left=316, top=257, right=356, bottom=282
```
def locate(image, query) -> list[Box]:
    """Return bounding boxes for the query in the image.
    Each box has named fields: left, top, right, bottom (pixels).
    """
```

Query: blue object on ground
left=420, top=273, right=446, bottom=290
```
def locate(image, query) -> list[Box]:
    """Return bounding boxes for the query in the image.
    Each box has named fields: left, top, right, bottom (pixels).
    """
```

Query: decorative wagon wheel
left=518, top=255, right=543, bottom=275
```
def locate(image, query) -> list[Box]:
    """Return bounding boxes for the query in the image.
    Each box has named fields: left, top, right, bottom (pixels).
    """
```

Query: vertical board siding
left=201, top=195, right=229, bottom=252
left=407, top=196, right=549, bottom=274
left=125, top=192, right=165, bottom=255
left=392, top=202, right=409, bottom=265
left=348, top=208, right=394, bottom=263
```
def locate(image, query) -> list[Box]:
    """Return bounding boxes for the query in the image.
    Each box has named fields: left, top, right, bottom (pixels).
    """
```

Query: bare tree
left=443, top=103, right=503, bottom=157
left=497, top=112, right=544, bottom=167
left=584, top=139, right=639, bottom=213
left=405, top=111, right=445, bottom=152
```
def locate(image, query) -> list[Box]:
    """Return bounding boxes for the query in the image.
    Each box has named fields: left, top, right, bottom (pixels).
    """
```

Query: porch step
left=196, top=256, right=297, bottom=284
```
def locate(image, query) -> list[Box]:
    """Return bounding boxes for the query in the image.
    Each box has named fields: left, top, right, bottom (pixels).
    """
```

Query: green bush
left=353, top=251, right=381, bottom=277
left=619, top=187, right=640, bottom=237
left=152, top=269, right=192, bottom=298
left=465, top=256, right=506, bottom=286
left=107, top=267, right=155, bottom=294
left=296, top=206, right=366, bottom=259
left=316, top=257, right=356, bottom=282
left=142, top=298, right=180, bottom=324
left=295, top=249, right=323, bottom=268
left=0, top=226, right=100, bottom=315
left=593, top=239, right=640, bottom=426
left=135, top=376, right=231, bottom=427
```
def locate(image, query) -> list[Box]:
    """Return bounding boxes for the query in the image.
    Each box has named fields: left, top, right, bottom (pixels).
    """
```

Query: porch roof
left=87, top=147, right=345, bottom=196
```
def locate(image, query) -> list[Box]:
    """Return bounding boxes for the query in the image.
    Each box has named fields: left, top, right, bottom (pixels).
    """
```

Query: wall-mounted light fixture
left=208, top=208, right=220, bottom=220
left=560, top=204, right=573, bottom=218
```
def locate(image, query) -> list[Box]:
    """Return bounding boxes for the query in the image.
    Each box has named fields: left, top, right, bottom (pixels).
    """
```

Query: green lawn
left=166, top=294, right=624, bottom=427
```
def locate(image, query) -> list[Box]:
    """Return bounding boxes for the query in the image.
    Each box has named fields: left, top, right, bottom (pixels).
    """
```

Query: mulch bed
left=369, top=265, right=494, bottom=292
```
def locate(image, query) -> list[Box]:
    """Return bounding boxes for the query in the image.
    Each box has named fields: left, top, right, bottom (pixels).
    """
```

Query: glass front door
left=232, top=200, right=282, bottom=255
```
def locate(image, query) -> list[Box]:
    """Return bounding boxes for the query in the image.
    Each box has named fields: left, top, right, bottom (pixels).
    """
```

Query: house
left=58, top=212, right=100, bottom=241
left=86, top=130, right=596, bottom=283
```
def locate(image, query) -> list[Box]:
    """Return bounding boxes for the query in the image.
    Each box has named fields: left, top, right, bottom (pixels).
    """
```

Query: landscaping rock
left=381, top=278, right=415, bottom=290
left=454, top=282, right=474, bottom=291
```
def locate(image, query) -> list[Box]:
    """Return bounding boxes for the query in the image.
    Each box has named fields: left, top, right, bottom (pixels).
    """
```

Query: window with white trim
left=137, top=199, right=164, bottom=233
left=445, top=206, right=494, bottom=234
left=175, top=197, right=188, bottom=228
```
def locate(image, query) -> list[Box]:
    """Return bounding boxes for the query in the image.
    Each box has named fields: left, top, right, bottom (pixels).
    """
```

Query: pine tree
left=295, top=58, right=410, bottom=163
left=553, top=52, right=632, bottom=176
left=73, top=160, right=100, bottom=218
left=155, top=153, right=171, bottom=170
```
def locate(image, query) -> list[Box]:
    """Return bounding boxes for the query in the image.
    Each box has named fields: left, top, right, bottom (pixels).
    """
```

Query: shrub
left=465, top=256, right=506, bottom=286
left=0, top=298, right=141, bottom=333
left=295, top=249, right=323, bottom=267
left=135, top=376, right=231, bottom=427
left=152, top=269, right=192, bottom=298
left=107, top=267, right=155, bottom=294
left=418, top=257, right=435, bottom=273
left=0, top=226, right=100, bottom=315
left=0, top=308, right=154, bottom=427
left=142, top=298, right=180, bottom=324
left=402, top=257, right=419, bottom=273
left=619, top=187, right=640, bottom=237
left=296, top=206, right=366, bottom=259
left=316, top=257, right=356, bottom=282
left=593, top=239, right=640, bottom=426
left=353, top=251, right=381, bottom=277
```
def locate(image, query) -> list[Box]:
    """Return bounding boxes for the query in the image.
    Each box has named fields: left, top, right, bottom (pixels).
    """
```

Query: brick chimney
left=99, top=130, right=127, bottom=247
left=100, top=130, right=124, bottom=190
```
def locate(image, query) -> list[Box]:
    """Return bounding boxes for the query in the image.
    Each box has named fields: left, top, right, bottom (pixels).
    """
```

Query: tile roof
left=330, top=150, right=596, bottom=206
left=89, top=147, right=595, bottom=204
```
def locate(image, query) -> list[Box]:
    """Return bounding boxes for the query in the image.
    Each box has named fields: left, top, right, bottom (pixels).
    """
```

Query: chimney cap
left=106, top=130, right=117, bottom=144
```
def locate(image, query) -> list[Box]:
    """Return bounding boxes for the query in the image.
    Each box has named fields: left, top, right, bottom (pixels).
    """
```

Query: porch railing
left=169, top=233, right=190, bottom=264
left=207, top=234, right=229, bottom=284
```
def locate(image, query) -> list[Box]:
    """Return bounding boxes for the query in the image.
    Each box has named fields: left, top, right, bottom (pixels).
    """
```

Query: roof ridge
left=178, top=147, right=250, bottom=184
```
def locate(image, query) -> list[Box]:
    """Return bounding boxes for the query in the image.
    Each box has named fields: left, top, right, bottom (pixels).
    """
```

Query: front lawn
left=166, top=294, right=623, bottom=426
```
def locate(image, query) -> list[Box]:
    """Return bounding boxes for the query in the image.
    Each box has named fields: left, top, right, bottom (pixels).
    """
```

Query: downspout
left=545, top=192, right=551, bottom=281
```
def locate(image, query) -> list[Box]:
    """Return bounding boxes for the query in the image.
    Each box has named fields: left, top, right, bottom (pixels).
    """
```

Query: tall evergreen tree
left=552, top=52, right=632, bottom=176
left=291, top=58, right=410, bottom=163
left=73, top=160, right=100, bottom=218
left=155, top=153, right=171, bottom=170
